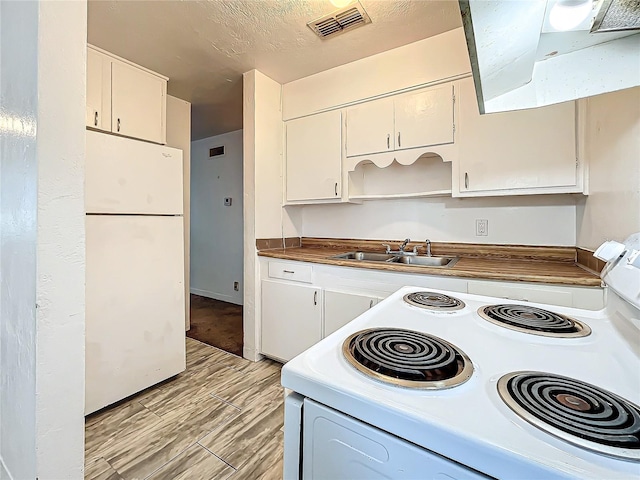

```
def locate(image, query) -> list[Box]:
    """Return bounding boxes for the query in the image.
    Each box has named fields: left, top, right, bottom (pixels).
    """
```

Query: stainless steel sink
left=332, top=251, right=398, bottom=262
left=332, top=251, right=458, bottom=268
left=393, top=255, right=459, bottom=267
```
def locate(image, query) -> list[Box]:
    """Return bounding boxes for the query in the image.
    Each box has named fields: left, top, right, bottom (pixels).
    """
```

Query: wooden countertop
left=257, top=239, right=602, bottom=287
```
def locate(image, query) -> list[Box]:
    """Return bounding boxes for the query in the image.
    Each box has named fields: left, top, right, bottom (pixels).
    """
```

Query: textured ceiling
left=88, top=0, right=462, bottom=140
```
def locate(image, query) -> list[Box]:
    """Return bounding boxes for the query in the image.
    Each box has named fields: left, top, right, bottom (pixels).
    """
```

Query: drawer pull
left=94, top=111, right=99, bottom=127
left=334, top=182, right=338, bottom=196
left=464, top=172, right=469, bottom=189
left=117, top=118, right=121, bottom=132
left=397, top=132, right=401, bottom=148
left=313, top=291, right=317, bottom=305
left=387, top=134, right=390, bottom=149
left=283, top=270, right=295, bottom=274
left=369, top=299, right=374, bottom=308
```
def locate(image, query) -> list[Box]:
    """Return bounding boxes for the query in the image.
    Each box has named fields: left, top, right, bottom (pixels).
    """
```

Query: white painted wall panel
left=191, top=130, right=244, bottom=305
left=302, top=196, right=577, bottom=246
left=0, top=3, right=39, bottom=477
left=576, top=87, right=640, bottom=250
left=1, top=1, right=86, bottom=477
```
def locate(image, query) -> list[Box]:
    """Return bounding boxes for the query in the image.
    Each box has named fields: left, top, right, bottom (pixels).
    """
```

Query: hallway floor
left=188, top=295, right=243, bottom=356
left=85, top=338, right=284, bottom=480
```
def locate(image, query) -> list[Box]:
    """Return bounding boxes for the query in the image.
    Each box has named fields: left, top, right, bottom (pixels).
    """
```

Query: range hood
left=459, top=0, right=640, bottom=114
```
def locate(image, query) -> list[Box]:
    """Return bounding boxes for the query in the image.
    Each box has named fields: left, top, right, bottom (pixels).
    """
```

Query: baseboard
left=190, top=288, right=243, bottom=306
left=0, top=457, right=14, bottom=480
left=243, top=345, right=263, bottom=362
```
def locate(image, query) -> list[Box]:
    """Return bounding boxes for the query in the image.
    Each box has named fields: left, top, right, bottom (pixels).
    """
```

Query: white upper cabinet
left=86, top=45, right=168, bottom=145
left=346, top=98, right=395, bottom=157
left=394, top=85, right=454, bottom=150
left=456, top=77, right=580, bottom=196
left=111, top=61, right=167, bottom=145
left=346, top=84, right=455, bottom=158
left=86, top=48, right=111, bottom=130
left=286, top=110, right=343, bottom=203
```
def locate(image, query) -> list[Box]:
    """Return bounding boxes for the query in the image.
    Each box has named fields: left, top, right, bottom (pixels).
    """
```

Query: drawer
left=268, top=262, right=313, bottom=283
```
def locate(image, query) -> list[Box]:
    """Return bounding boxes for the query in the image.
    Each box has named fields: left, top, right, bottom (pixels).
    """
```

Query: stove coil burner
left=342, top=328, right=473, bottom=389
left=403, top=292, right=465, bottom=311
left=478, top=304, right=591, bottom=338
left=498, top=372, right=640, bottom=459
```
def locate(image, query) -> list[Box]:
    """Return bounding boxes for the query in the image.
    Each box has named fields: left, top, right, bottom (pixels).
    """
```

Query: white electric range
left=281, top=234, right=640, bottom=479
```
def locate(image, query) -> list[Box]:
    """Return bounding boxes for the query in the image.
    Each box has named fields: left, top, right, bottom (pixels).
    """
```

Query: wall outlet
left=233, top=281, right=239, bottom=291
left=476, top=219, right=488, bottom=236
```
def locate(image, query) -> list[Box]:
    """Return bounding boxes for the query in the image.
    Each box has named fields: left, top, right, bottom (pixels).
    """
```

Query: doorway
left=188, top=129, right=244, bottom=356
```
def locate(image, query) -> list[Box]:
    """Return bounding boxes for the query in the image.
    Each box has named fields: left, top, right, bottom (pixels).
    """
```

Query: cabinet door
left=394, top=85, right=455, bottom=150
left=457, top=78, right=577, bottom=193
left=261, top=280, right=322, bottom=362
left=286, top=111, right=342, bottom=202
left=86, top=48, right=111, bottom=131
left=346, top=98, right=395, bottom=157
left=111, top=60, right=167, bottom=144
left=324, top=290, right=378, bottom=337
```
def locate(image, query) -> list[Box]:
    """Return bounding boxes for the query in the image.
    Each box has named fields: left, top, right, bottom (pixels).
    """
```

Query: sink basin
left=332, top=252, right=397, bottom=262
left=393, top=256, right=459, bottom=267
left=332, top=251, right=459, bottom=268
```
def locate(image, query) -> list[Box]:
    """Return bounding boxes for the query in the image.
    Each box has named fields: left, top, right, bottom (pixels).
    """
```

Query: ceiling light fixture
left=330, top=0, right=353, bottom=8
left=549, top=0, right=594, bottom=31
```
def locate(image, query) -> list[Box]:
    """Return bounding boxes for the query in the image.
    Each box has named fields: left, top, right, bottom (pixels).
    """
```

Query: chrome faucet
left=382, top=239, right=417, bottom=256
left=424, top=239, right=432, bottom=257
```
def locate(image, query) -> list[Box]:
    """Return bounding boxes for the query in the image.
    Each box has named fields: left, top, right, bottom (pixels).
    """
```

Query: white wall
left=0, top=1, right=86, bottom=478
left=243, top=70, right=302, bottom=361
left=281, top=28, right=577, bottom=247
left=166, top=95, right=192, bottom=328
left=301, top=195, right=577, bottom=246
left=1, top=3, right=38, bottom=476
left=283, top=28, right=471, bottom=120
left=576, top=87, right=640, bottom=250
left=191, top=130, right=244, bottom=305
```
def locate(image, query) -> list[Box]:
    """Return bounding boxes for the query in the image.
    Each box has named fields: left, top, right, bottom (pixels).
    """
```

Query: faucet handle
left=399, top=238, right=410, bottom=252
left=424, top=239, right=432, bottom=257
left=382, top=243, right=391, bottom=254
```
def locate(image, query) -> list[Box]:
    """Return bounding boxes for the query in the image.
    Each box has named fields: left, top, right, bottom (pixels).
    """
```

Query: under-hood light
left=549, top=0, right=594, bottom=31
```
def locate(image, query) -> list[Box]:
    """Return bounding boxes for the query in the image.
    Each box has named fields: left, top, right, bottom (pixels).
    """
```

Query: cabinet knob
left=117, top=118, right=121, bottom=132
left=397, top=132, right=401, bottom=148
left=387, top=134, right=390, bottom=149
left=94, top=111, right=98, bottom=127
left=465, top=172, right=469, bottom=189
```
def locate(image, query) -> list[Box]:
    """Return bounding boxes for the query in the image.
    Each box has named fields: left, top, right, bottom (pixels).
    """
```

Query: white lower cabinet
left=261, top=280, right=322, bottom=362
left=259, top=259, right=605, bottom=363
left=324, top=289, right=380, bottom=337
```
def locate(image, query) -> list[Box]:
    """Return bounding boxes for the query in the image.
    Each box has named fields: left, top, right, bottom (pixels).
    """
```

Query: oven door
left=302, top=398, right=488, bottom=479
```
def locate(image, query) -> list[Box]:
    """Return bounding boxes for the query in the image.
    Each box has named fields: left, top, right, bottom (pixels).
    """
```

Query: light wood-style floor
left=85, top=337, right=284, bottom=480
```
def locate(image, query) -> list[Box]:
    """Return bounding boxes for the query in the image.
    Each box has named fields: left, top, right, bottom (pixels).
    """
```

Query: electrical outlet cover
left=476, top=219, right=488, bottom=236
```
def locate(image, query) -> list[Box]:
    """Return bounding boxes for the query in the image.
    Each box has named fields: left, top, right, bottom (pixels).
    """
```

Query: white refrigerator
left=85, top=130, right=186, bottom=415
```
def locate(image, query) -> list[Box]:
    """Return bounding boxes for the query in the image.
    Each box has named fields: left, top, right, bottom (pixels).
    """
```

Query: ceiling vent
left=307, top=2, right=372, bottom=39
